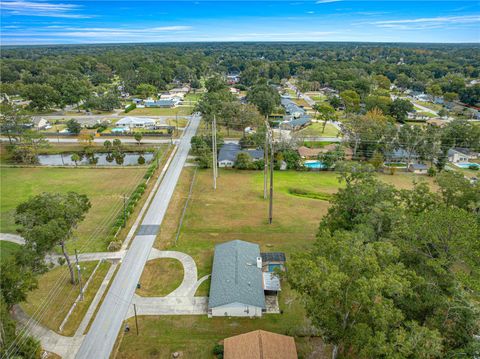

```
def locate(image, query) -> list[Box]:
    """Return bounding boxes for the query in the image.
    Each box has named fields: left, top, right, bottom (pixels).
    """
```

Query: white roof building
left=116, top=117, right=156, bottom=128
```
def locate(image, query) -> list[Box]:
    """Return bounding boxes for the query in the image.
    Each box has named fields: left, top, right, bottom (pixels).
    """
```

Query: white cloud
left=372, top=15, right=480, bottom=30
left=316, top=0, right=342, bottom=4
left=1, top=1, right=92, bottom=18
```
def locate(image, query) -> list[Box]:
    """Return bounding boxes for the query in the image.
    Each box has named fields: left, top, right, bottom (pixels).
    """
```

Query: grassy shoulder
left=136, top=258, right=184, bottom=297
left=21, top=260, right=109, bottom=335
left=0, top=167, right=146, bottom=252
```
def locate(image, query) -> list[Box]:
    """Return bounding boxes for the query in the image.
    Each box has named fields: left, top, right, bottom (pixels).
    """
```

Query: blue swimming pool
left=304, top=160, right=327, bottom=169
left=455, top=162, right=480, bottom=169
left=268, top=264, right=282, bottom=272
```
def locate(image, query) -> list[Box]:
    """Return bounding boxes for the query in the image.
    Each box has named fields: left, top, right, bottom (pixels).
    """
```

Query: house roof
left=116, top=117, right=155, bottom=126
left=262, top=272, right=281, bottom=291
left=218, top=143, right=264, bottom=162
left=449, top=147, right=473, bottom=156
left=409, top=163, right=428, bottom=170
left=208, top=240, right=265, bottom=309
left=260, top=252, right=286, bottom=263
left=224, top=330, right=297, bottom=359
left=284, top=116, right=311, bottom=128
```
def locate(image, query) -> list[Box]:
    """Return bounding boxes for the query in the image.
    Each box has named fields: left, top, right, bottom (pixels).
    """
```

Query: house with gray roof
left=208, top=240, right=266, bottom=317
left=218, top=143, right=264, bottom=168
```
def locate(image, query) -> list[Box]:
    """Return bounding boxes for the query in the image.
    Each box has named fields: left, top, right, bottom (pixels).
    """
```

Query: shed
left=208, top=240, right=265, bottom=318
left=408, top=163, right=429, bottom=174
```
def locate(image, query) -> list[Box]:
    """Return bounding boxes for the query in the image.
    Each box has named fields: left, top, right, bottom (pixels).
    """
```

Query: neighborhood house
left=448, top=147, right=478, bottom=163
left=218, top=143, right=264, bottom=168
left=116, top=117, right=156, bottom=129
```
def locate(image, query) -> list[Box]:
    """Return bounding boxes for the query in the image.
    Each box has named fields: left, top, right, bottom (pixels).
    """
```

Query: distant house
left=426, top=118, right=448, bottom=128
left=448, top=148, right=478, bottom=163
left=223, top=330, right=297, bottom=359
left=281, top=98, right=305, bottom=119
left=408, top=163, right=429, bottom=174
left=169, top=86, right=190, bottom=95
left=116, top=117, right=156, bottom=129
left=297, top=146, right=323, bottom=159
left=208, top=240, right=265, bottom=318
left=226, top=73, right=240, bottom=84
left=280, top=116, right=311, bottom=131
left=230, top=87, right=241, bottom=95
left=218, top=143, right=264, bottom=168
left=32, top=117, right=49, bottom=130
left=144, top=99, right=178, bottom=108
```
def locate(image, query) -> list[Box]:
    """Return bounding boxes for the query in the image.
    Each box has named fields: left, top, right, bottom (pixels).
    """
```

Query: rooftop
left=224, top=330, right=297, bottom=359
left=208, top=240, right=265, bottom=309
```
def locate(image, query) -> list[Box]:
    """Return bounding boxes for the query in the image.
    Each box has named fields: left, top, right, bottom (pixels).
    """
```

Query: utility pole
left=175, top=112, right=179, bottom=137
left=123, top=194, right=127, bottom=227
left=269, top=129, right=274, bottom=224
left=133, top=303, right=139, bottom=335
left=74, top=249, right=84, bottom=300
left=212, top=116, right=217, bottom=190
left=214, top=116, right=218, bottom=179
left=263, top=118, right=268, bottom=200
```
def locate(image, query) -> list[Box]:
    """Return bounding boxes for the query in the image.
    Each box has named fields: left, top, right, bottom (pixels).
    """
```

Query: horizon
left=1, top=0, right=479, bottom=45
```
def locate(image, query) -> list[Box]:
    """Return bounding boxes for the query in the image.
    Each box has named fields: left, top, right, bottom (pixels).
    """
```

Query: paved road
left=76, top=114, right=201, bottom=359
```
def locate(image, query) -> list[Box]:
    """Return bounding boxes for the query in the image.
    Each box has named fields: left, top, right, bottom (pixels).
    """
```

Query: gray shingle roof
left=218, top=143, right=264, bottom=162
left=208, top=240, right=265, bottom=309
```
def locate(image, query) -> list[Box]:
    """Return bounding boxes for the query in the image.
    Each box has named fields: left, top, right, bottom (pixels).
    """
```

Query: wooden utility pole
left=74, top=249, right=84, bottom=300
left=268, top=129, right=274, bottom=224
left=133, top=304, right=139, bottom=335
left=263, top=118, right=268, bottom=199
left=212, top=116, right=217, bottom=190
left=214, top=116, right=218, bottom=179
left=123, top=194, right=127, bottom=227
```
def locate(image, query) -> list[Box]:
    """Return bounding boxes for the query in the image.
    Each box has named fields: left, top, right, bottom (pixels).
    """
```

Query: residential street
left=75, top=113, right=201, bottom=359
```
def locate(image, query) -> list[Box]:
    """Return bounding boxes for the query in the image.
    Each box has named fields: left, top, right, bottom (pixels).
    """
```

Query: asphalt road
left=75, top=114, right=201, bottom=359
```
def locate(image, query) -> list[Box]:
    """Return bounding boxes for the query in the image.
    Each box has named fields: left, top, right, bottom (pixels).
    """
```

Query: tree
left=364, top=95, right=392, bottom=114
left=134, top=132, right=143, bottom=145
left=103, top=140, right=112, bottom=152
left=22, top=83, right=60, bottom=110
left=389, top=99, right=414, bottom=122
left=136, top=83, right=157, bottom=98
left=339, top=90, right=360, bottom=113
left=248, top=83, right=280, bottom=117
left=15, top=192, right=91, bottom=284
left=435, top=171, right=480, bottom=212
left=290, top=230, right=442, bottom=359
left=66, top=119, right=81, bottom=134
left=0, top=103, right=30, bottom=144
left=0, top=257, right=37, bottom=308
left=373, top=74, right=391, bottom=90
left=10, top=130, right=48, bottom=165
left=71, top=153, right=81, bottom=166
left=315, top=103, right=336, bottom=133
left=234, top=152, right=253, bottom=169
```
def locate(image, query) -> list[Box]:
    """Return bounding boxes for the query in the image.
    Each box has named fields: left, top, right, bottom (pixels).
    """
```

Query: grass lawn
left=126, top=107, right=193, bottom=116
left=0, top=241, right=21, bottom=264
left=0, top=167, right=146, bottom=252
left=184, top=93, right=203, bottom=102
left=297, top=122, right=340, bottom=138
left=197, top=121, right=244, bottom=138
left=116, top=285, right=325, bottom=359
left=21, top=261, right=110, bottom=336
left=136, top=258, right=184, bottom=297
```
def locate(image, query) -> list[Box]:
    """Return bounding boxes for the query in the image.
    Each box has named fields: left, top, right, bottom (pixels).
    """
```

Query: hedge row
left=124, top=103, right=136, bottom=113
left=110, top=182, right=147, bottom=238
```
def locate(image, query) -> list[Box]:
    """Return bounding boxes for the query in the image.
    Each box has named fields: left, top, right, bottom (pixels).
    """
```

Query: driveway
left=0, top=233, right=25, bottom=245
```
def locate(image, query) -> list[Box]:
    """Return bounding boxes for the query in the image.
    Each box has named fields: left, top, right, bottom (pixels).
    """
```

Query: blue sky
left=1, top=1, right=479, bottom=45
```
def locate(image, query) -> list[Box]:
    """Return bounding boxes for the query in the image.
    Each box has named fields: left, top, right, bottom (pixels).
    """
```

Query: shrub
left=124, top=103, right=136, bottom=113
left=213, top=343, right=224, bottom=356
left=107, top=241, right=122, bottom=251
left=468, top=164, right=479, bottom=171
left=427, top=166, right=436, bottom=177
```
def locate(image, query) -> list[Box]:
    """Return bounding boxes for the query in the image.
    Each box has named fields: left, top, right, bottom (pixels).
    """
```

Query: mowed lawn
left=0, top=167, right=146, bottom=252
left=118, top=169, right=435, bottom=358
left=0, top=241, right=21, bottom=264
left=297, top=122, right=341, bottom=138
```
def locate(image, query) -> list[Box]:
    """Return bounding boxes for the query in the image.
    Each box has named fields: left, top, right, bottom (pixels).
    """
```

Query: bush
left=213, top=343, right=224, bottom=357
left=107, top=241, right=122, bottom=251
left=468, top=164, right=479, bottom=171
left=427, top=167, right=436, bottom=177
left=124, top=103, right=136, bottom=113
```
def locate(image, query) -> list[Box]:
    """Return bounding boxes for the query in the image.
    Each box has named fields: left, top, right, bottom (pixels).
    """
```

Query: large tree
left=248, top=83, right=280, bottom=117
left=15, top=192, right=91, bottom=284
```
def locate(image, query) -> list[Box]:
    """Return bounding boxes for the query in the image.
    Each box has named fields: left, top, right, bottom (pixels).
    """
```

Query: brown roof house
left=224, top=330, right=297, bottom=359
left=298, top=144, right=353, bottom=160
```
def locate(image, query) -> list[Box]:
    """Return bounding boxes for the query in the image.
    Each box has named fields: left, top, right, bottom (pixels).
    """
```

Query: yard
left=125, top=106, right=194, bottom=116
left=21, top=260, right=111, bottom=336
left=0, top=166, right=147, bottom=253
left=297, top=122, right=341, bottom=138
left=115, top=168, right=435, bottom=358
left=0, top=241, right=21, bottom=264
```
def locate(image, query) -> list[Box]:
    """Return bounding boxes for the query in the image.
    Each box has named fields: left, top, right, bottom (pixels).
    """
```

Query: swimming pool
left=304, top=160, right=327, bottom=169
left=455, top=162, right=479, bottom=169
left=268, top=264, right=282, bottom=272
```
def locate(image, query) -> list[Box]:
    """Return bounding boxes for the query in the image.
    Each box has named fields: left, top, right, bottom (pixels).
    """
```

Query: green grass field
left=0, top=167, right=146, bottom=252
left=0, top=241, right=21, bottom=264
left=297, top=122, right=341, bottom=138
left=126, top=106, right=194, bottom=116
left=136, top=258, right=184, bottom=297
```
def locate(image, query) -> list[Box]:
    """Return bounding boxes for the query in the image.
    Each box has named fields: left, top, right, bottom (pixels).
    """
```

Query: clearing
left=297, top=122, right=341, bottom=138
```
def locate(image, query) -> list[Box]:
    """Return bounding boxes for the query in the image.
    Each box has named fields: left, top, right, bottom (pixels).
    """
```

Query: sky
left=1, top=0, right=479, bottom=45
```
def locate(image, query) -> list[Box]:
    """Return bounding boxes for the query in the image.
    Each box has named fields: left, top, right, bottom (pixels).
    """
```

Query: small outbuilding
left=408, top=163, right=429, bottom=174
left=223, top=330, right=297, bottom=359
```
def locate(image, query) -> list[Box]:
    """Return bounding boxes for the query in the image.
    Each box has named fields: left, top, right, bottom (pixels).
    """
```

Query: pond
left=303, top=160, right=327, bottom=169
left=37, top=152, right=154, bottom=166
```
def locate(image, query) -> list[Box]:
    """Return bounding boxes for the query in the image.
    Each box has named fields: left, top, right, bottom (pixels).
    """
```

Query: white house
left=208, top=240, right=265, bottom=318
left=448, top=148, right=478, bottom=163
left=116, top=117, right=156, bottom=129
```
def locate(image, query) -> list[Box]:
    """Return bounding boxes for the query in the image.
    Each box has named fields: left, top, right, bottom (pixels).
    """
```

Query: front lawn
left=136, top=258, right=184, bottom=297
left=297, top=122, right=341, bottom=138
